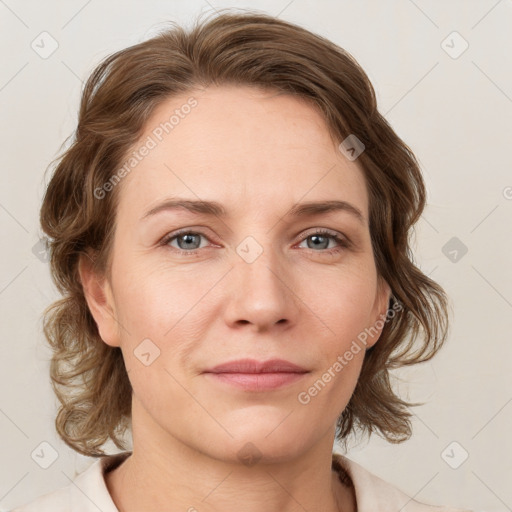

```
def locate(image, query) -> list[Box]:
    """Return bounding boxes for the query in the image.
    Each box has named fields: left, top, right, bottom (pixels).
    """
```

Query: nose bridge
left=224, top=232, right=298, bottom=329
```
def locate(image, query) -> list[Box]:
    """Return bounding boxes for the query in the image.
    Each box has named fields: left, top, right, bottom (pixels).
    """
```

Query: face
left=82, top=85, right=390, bottom=464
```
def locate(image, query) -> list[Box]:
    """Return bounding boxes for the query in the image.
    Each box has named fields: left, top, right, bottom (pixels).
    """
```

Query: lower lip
left=204, top=372, right=307, bottom=391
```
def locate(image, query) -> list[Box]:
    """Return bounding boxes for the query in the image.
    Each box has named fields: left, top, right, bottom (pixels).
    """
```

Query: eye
left=158, top=228, right=350, bottom=257
left=296, top=229, right=349, bottom=254
left=159, top=230, right=212, bottom=255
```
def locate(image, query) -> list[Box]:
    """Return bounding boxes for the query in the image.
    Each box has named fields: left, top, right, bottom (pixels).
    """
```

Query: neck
left=105, top=400, right=356, bottom=512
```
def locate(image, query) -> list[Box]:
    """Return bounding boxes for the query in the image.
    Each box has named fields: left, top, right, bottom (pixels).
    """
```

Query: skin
left=79, top=85, right=391, bottom=512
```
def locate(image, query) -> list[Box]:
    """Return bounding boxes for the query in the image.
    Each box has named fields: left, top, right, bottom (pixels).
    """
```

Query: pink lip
left=205, top=358, right=308, bottom=374
left=203, top=358, right=309, bottom=391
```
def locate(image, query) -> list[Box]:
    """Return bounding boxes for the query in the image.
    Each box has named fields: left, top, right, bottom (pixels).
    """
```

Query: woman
left=13, top=10, right=471, bottom=512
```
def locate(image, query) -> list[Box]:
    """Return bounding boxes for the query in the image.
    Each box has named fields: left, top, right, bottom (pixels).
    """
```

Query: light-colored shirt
left=11, top=451, right=471, bottom=511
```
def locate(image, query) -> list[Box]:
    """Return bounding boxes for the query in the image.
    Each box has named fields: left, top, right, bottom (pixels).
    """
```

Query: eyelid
left=158, top=227, right=218, bottom=249
left=297, top=227, right=348, bottom=242
left=295, top=228, right=351, bottom=251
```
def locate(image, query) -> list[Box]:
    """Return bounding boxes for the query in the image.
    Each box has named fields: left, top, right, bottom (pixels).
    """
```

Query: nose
left=223, top=244, right=300, bottom=332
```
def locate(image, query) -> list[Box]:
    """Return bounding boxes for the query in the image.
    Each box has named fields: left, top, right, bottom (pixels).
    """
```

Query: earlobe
left=78, top=252, right=121, bottom=347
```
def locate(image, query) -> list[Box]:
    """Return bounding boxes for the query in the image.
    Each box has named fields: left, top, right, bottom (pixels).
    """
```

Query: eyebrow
left=141, top=198, right=366, bottom=224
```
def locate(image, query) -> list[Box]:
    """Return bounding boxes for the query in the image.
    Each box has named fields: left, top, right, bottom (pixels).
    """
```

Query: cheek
left=298, top=265, right=378, bottom=405
left=112, top=256, right=196, bottom=328
left=116, top=277, right=171, bottom=333
left=303, top=266, right=378, bottom=343
left=111, top=260, right=217, bottom=372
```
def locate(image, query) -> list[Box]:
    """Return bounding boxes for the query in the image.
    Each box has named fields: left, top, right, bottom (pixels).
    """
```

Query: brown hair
left=40, top=9, right=449, bottom=457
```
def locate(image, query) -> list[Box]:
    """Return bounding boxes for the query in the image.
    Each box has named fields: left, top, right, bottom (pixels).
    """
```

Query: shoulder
left=10, top=452, right=130, bottom=512
left=332, top=452, right=473, bottom=512
left=10, top=484, right=70, bottom=511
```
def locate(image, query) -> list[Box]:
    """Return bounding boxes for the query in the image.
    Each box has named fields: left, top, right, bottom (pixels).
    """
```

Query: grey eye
left=169, top=232, right=206, bottom=251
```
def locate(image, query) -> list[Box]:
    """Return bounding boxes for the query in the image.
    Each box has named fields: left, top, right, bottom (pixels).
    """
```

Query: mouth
left=203, top=358, right=309, bottom=391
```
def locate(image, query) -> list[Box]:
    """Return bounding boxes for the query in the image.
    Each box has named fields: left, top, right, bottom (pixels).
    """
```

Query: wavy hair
left=40, top=9, right=449, bottom=457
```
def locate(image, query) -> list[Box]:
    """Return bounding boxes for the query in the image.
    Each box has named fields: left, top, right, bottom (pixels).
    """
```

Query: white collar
left=13, top=451, right=469, bottom=512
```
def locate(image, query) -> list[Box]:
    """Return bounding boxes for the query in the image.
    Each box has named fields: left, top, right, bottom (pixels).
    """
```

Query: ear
left=78, top=251, right=121, bottom=347
left=365, top=277, right=392, bottom=350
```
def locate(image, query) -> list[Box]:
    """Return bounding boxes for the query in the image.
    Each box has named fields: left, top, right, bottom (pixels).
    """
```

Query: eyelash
left=158, top=228, right=350, bottom=257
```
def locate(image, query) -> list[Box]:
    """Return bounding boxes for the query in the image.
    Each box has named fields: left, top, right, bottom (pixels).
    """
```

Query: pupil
left=310, top=235, right=328, bottom=250
left=180, top=234, right=199, bottom=250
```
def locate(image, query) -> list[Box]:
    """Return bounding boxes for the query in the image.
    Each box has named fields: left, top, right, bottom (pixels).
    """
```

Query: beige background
left=1, top=1, right=511, bottom=510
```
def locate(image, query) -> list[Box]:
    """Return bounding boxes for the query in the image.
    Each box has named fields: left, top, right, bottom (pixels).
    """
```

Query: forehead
left=116, top=85, right=368, bottom=221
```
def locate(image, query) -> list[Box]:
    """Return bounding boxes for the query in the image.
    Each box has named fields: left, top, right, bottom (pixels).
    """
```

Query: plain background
left=1, top=1, right=511, bottom=510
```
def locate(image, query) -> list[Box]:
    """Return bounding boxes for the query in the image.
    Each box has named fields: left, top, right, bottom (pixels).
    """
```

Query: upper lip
left=204, top=358, right=308, bottom=374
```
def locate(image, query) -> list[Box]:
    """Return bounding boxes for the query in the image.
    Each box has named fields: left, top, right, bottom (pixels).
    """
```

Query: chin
left=199, top=416, right=318, bottom=465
